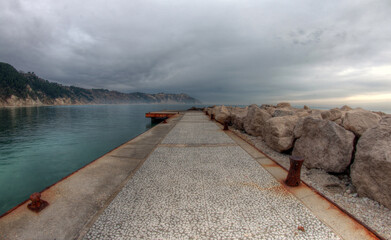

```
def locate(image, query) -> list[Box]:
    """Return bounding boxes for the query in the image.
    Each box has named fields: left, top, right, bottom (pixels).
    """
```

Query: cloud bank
left=1, top=0, right=391, bottom=107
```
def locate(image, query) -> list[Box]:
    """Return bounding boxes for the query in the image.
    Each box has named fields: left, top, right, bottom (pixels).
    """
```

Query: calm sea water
left=0, top=104, right=203, bottom=216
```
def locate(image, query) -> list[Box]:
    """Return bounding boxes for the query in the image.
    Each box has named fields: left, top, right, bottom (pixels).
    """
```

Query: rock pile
left=204, top=104, right=391, bottom=209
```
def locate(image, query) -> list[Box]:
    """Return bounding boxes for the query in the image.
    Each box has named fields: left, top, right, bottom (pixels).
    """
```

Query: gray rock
left=334, top=119, right=343, bottom=125
left=340, top=105, right=353, bottom=111
left=243, top=104, right=271, bottom=136
left=263, top=115, right=299, bottom=152
left=272, top=109, right=295, bottom=117
left=260, top=104, right=273, bottom=109
left=213, top=105, right=231, bottom=123
left=342, top=109, right=381, bottom=136
left=321, top=108, right=343, bottom=121
left=373, top=111, right=386, bottom=117
left=308, top=109, right=324, bottom=119
left=382, top=115, right=391, bottom=125
left=294, top=109, right=311, bottom=118
left=230, top=107, right=248, bottom=130
left=293, top=118, right=355, bottom=173
left=351, top=119, right=391, bottom=209
left=259, top=105, right=276, bottom=116
left=276, top=102, right=291, bottom=108
left=294, top=115, right=322, bottom=139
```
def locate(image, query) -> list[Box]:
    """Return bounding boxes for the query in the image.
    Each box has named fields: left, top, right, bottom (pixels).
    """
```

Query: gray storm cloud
left=1, top=0, right=391, bottom=106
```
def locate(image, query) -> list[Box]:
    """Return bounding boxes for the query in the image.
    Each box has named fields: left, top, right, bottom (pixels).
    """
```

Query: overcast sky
left=1, top=0, right=391, bottom=107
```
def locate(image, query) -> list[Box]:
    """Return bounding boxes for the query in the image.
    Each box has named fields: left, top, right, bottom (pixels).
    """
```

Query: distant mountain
left=0, top=62, right=200, bottom=107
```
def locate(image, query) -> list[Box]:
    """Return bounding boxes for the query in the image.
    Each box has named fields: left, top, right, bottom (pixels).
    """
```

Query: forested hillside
left=0, top=62, right=200, bottom=106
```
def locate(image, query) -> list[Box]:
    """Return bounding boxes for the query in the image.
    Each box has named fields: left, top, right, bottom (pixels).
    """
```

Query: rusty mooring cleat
left=210, top=114, right=215, bottom=120
left=163, top=119, right=167, bottom=123
left=27, top=192, right=49, bottom=212
left=285, top=156, right=305, bottom=187
left=223, top=122, right=229, bottom=130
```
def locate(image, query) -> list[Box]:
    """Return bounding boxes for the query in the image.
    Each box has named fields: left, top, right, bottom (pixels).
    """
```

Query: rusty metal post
left=285, top=156, right=304, bottom=187
left=223, top=121, right=229, bottom=130
left=210, top=114, right=215, bottom=120
left=27, top=192, right=49, bottom=212
left=163, top=119, right=167, bottom=123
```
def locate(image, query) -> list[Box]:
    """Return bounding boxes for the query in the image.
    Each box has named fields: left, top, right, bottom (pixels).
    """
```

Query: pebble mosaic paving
left=84, top=112, right=341, bottom=239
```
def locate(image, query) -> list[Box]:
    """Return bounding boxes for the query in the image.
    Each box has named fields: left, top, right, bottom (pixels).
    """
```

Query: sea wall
left=204, top=103, right=391, bottom=209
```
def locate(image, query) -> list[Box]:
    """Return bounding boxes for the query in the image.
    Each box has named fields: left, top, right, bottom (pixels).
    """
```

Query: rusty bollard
left=163, top=118, right=167, bottom=123
left=205, top=111, right=209, bottom=115
left=285, top=156, right=305, bottom=187
left=27, top=192, right=49, bottom=212
left=210, top=114, right=215, bottom=120
left=223, top=121, right=229, bottom=130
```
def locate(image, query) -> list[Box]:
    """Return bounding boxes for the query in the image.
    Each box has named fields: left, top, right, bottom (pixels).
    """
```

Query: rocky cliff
left=0, top=62, right=200, bottom=107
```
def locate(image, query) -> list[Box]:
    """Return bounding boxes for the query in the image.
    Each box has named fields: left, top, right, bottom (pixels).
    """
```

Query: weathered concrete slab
left=83, top=146, right=339, bottom=239
left=0, top=114, right=181, bottom=240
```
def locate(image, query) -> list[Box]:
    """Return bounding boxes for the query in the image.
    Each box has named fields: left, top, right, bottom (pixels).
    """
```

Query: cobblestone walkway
left=84, top=112, right=341, bottom=239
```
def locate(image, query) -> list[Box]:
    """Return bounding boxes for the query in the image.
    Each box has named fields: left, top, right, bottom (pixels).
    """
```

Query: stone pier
left=0, top=111, right=378, bottom=240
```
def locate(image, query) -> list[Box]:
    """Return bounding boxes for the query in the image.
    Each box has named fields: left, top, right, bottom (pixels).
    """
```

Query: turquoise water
left=0, top=104, right=202, bottom=216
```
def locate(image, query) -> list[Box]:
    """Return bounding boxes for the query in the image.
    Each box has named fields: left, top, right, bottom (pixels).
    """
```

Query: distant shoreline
left=0, top=102, right=204, bottom=109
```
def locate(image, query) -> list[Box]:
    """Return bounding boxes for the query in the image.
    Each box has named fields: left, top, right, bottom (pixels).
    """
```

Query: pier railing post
left=223, top=121, right=229, bottom=130
left=285, top=156, right=304, bottom=187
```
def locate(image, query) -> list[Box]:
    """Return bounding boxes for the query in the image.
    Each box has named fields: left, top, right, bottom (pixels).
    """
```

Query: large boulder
left=230, top=107, right=248, bottom=130
left=292, top=118, right=355, bottom=173
left=342, top=109, right=381, bottom=136
left=260, top=106, right=276, bottom=116
left=351, top=119, right=391, bottom=209
left=243, top=104, right=271, bottom=136
left=308, top=109, right=324, bottom=119
left=263, top=115, right=299, bottom=152
left=214, top=105, right=231, bottom=123
left=321, top=108, right=343, bottom=121
left=276, top=102, right=292, bottom=108
left=340, top=105, right=353, bottom=111
left=293, top=115, right=323, bottom=139
left=272, top=102, right=294, bottom=117
left=294, top=109, right=311, bottom=118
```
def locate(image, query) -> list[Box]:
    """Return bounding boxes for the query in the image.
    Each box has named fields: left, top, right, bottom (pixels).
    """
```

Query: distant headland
left=0, top=62, right=200, bottom=107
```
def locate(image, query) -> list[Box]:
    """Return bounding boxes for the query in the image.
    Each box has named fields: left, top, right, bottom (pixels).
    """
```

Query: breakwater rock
left=204, top=103, right=391, bottom=209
